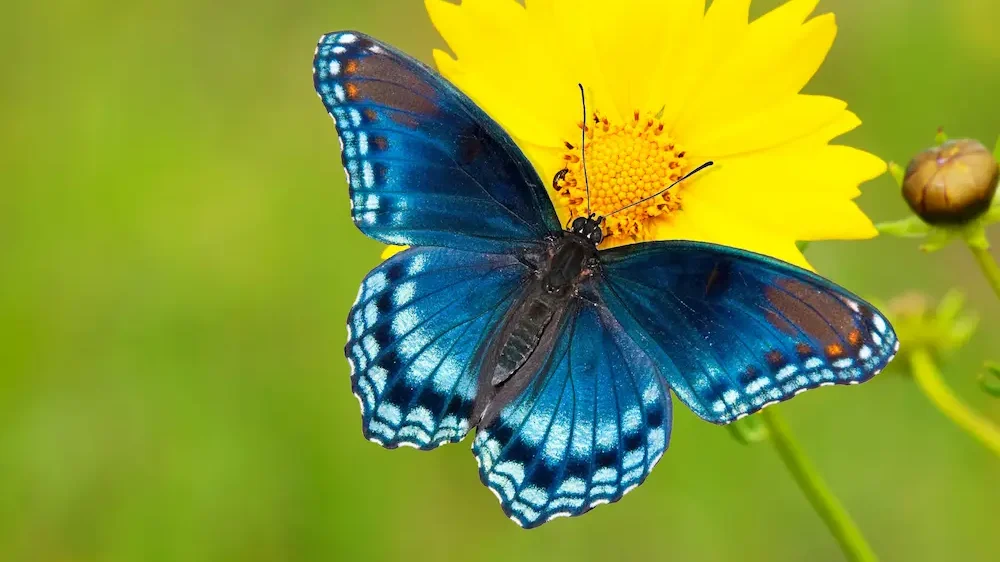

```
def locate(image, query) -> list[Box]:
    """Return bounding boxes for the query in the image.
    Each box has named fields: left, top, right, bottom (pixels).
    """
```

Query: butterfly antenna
left=605, top=161, right=715, bottom=217
left=578, top=83, right=592, bottom=216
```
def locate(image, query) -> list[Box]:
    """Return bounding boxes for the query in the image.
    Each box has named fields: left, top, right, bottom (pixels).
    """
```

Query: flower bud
left=901, top=139, right=998, bottom=225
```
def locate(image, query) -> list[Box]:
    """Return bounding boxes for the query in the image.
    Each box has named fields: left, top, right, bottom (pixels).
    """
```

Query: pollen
left=554, top=110, right=689, bottom=245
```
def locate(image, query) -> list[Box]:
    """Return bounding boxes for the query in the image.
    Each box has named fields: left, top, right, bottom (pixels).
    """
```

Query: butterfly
left=313, top=31, right=898, bottom=529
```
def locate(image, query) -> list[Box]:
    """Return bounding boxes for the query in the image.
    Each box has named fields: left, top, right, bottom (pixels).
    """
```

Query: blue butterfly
left=313, top=31, right=898, bottom=529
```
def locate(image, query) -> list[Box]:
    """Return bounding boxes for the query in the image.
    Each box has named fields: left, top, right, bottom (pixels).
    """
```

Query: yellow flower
left=423, top=0, right=884, bottom=269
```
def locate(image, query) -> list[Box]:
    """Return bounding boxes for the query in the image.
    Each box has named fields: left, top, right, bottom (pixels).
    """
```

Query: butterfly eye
left=587, top=228, right=603, bottom=244
left=544, top=282, right=567, bottom=295
left=571, top=217, right=587, bottom=232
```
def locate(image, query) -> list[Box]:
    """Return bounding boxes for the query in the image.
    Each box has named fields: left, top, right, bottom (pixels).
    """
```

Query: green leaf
left=935, top=127, right=949, bottom=145
left=980, top=362, right=1000, bottom=397
left=993, top=134, right=1000, bottom=163
left=888, top=161, right=906, bottom=187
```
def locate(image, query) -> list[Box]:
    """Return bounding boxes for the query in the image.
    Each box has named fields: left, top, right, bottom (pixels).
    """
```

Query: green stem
left=759, top=408, right=880, bottom=562
left=967, top=243, right=1000, bottom=301
left=909, top=348, right=1000, bottom=456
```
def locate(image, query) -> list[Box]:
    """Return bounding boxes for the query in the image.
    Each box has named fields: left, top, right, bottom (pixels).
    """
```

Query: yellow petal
left=518, top=138, right=573, bottom=224
left=657, top=0, right=748, bottom=129
left=653, top=189, right=813, bottom=269
left=425, top=0, right=579, bottom=147
left=381, top=245, right=409, bottom=260
left=683, top=95, right=847, bottom=157
left=685, top=103, right=883, bottom=206
left=576, top=0, right=706, bottom=121
left=749, top=0, right=821, bottom=35
left=673, top=5, right=836, bottom=135
left=795, top=202, right=879, bottom=241
left=517, top=137, right=566, bottom=185
left=676, top=132, right=885, bottom=243
left=685, top=166, right=878, bottom=242
left=813, top=145, right=888, bottom=188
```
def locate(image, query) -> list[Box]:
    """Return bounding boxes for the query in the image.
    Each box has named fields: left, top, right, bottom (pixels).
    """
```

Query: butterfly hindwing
left=598, top=241, right=898, bottom=424
left=473, top=296, right=672, bottom=528
left=314, top=32, right=562, bottom=252
left=347, top=246, right=531, bottom=449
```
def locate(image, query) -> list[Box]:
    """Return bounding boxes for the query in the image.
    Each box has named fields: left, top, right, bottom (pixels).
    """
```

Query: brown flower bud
left=901, top=139, right=998, bottom=225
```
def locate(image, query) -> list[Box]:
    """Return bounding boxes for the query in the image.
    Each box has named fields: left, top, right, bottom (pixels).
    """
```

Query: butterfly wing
left=473, top=295, right=672, bottom=528
left=313, top=31, right=561, bottom=252
left=598, top=241, right=898, bottom=424
left=348, top=246, right=532, bottom=449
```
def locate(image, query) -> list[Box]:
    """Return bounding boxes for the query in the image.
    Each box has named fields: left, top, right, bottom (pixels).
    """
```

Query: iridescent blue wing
left=313, top=31, right=561, bottom=252
left=598, top=241, right=898, bottom=424
left=347, top=246, right=531, bottom=449
left=473, top=296, right=672, bottom=528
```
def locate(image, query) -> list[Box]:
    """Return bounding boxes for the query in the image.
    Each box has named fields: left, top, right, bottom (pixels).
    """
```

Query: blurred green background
left=2, top=0, right=998, bottom=560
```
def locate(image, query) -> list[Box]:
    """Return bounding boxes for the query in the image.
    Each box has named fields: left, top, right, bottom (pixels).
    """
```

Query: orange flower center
left=554, top=110, right=689, bottom=244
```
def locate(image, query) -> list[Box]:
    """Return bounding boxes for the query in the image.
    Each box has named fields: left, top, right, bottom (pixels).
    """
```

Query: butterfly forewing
left=313, top=31, right=561, bottom=252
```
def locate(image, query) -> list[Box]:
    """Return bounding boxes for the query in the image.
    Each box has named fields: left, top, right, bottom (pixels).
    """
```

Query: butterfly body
left=474, top=225, right=602, bottom=427
left=314, top=31, right=898, bottom=529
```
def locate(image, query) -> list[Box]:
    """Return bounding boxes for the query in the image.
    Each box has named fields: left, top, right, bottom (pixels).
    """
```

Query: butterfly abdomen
left=492, top=299, right=557, bottom=386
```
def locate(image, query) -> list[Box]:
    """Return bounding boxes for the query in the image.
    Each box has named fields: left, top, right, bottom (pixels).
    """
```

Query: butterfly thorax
left=472, top=228, right=600, bottom=426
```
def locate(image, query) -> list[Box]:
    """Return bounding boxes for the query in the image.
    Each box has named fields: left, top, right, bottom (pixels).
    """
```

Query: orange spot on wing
left=825, top=344, right=844, bottom=358
left=345, top=60, right=359, bottom=74
left=345, top=83, right=360, bottom=100
left=848, top=329, right=862, bottom=347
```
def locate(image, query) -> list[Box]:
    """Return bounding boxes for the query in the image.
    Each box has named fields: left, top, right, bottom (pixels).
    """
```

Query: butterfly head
left=556, top=158, right=713, bottom=247
left=570, top=214, right=605, bottom=245
left=569, top=84, right=713, bottom=246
